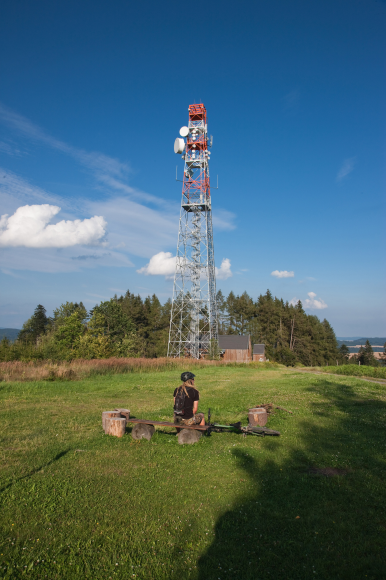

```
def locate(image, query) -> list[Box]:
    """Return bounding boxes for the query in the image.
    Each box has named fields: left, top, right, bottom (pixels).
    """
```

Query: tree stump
left=114, top=408, right=130, bottom=420
left=102, top=411, right=122, bottom=432
left=177, top=429, right=202, bottom=445
left=131, top=423, right=155, bottom=441
left=248, top=408, right=268, bottom=427
left=105, top=417, right=126, bottom=438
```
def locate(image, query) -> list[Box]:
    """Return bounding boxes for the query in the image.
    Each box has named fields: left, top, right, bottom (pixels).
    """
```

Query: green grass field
left=1, top=366, right=385, bottom=579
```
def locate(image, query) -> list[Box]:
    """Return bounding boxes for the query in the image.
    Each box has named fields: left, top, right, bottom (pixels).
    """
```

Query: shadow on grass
left=0, top=449, right=71, bottom=493
left=196, top=380, right=386, bottom=580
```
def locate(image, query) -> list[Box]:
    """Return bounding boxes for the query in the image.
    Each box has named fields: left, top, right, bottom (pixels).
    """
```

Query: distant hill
left=0, top=328, right=21, bottom=342
left=337, top=337, right=386, bottom=348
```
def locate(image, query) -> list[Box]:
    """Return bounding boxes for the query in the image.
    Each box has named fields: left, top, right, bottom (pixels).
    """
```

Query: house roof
left=218, top=335, right=250, bottom=350
left=253, top=344, right=265, bottom=355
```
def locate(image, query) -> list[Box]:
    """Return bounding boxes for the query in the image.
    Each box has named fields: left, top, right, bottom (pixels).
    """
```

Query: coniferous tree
left=92, top=300, right=135, bottom=344
left=216, top=290, right=227, bottom=334
left=357, top=340, right=378, bottom=367
left=8, top=287, right=342, bottom=364
left=52, top=302, right=88, bottom=327
left=18, top=305, right=49, bottom=344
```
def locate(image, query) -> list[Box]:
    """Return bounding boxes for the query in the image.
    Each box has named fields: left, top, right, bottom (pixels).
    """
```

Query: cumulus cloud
left=271, top=270, right=294, bottom=278
left=0, top=204, right=106, bottom=248
left=290, top=292, right=327, bottom=310
left=336, top=157, right=355, bottom=181
left=138, top=253, right=233, bottom=282
left=304, top=291, right=328, bottom=310
left=137, top=251, right=176, bottom=277
left=216, top=258, right=232, bottom=280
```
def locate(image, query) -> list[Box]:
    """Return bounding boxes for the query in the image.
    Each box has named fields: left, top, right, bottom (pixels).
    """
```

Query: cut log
left=131, top=423, right=155, bottom=441
left=102, top=411, right=122, bottom=432
left=102, top=411, right=122, bottom=431
left=114, top=408, right=130, bottom=420
left=105, top=417, right=126, bottom=438
left=248, top=408, right=268, bottom=427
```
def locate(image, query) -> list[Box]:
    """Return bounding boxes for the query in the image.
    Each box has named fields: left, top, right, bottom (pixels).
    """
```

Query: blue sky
left=0, top=0, right=385, bottom=336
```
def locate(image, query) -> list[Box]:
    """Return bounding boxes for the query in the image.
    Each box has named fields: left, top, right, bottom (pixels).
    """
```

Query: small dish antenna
left=174, top=138, right=185, bottom=154
left=179, top=126, right=189, bottom=137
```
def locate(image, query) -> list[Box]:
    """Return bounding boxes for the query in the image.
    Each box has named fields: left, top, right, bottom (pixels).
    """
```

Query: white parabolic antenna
left=174, top=138, right=185, bottom=154
left=179, top=126, right=189, bottom=137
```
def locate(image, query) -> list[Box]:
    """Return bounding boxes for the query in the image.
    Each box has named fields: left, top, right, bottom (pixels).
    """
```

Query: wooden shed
left=218, top=335, right=252, bottom=362
left=253, top=343, right=266, bottom=362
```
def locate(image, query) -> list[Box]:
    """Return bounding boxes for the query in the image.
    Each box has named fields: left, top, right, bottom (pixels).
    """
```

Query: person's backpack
left=174, top=387, right=186, bottom=415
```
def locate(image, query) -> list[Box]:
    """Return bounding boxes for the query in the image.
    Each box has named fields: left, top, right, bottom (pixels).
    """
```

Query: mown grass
left=1, top=366, right=385, bottom=579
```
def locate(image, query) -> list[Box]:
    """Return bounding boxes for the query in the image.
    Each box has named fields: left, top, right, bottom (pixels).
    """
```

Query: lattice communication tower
left=167, top=103, right=218, bottom=359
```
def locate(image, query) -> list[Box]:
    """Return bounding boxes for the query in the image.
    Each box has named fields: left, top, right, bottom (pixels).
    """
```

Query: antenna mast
left=168, top=103, right=218, bottom=359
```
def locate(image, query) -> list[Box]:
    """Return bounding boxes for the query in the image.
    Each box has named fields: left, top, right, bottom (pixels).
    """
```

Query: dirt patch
left=308, top=467, right=348, bottom=477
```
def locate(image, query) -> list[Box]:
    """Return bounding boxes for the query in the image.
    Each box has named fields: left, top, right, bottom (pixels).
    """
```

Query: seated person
left=173, top=371, right=205, bottom=427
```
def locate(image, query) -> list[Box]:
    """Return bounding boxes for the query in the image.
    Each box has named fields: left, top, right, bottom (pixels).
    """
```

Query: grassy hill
left=1, top=365, right=385, bottom=579
left=0, top=328, right=20, bottom=342
left=337, top=337, right=386, bottom=347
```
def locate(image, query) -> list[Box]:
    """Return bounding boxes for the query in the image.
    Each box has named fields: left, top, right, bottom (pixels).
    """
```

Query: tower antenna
left=168, top=104, right=218, bottom=359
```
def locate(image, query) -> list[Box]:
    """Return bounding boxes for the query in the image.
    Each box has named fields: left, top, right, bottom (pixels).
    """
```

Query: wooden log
left=102, top=411, right=122, bottom=432
left=105, top=417, right=126, bottom=438
left=248, top=408, right=268, bottom=427
left=114, top=408, right=130, bottom=420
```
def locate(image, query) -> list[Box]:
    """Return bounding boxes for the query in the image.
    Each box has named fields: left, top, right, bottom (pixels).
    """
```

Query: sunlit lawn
left=1, top=366, right=385, bottom=579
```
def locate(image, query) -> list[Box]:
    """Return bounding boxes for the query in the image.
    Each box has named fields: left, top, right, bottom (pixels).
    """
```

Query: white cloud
left=304, top=291, right=328, bottom=310
left=137, top=254, right=233, bottom=281
left=271, top=270, right=294, bottom=278
left=336, top=157, right=355, bottom=181
left=0, top=204, right=106, bottom=248
left=137, top=251, right=176, bottom=277
left=216, top=258, right=232, bottom=280
left=290, top=292, right=327, bottom=310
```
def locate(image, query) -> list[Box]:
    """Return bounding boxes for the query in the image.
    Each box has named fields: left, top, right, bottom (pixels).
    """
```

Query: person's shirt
left=173, top=385, right=199, bottom=419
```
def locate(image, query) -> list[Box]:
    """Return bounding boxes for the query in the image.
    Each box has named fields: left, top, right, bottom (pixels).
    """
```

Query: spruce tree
left=357, top=340, right=378, bottom=367
left=18, top=304, right=48, bottom=344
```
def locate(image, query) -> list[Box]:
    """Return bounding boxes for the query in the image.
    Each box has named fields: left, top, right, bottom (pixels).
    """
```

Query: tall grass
left=0, top=356, right=280, bottom=382
left=312, top=364, right=386, bottom=380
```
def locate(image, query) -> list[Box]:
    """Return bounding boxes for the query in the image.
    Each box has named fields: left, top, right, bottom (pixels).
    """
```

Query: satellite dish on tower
left=179, top=126, right=189, bottom=137
left=174, top=138, right=185, bottom=154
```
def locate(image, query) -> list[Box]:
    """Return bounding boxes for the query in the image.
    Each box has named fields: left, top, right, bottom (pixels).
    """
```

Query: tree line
left=0, top=289, right=383, bottom=366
